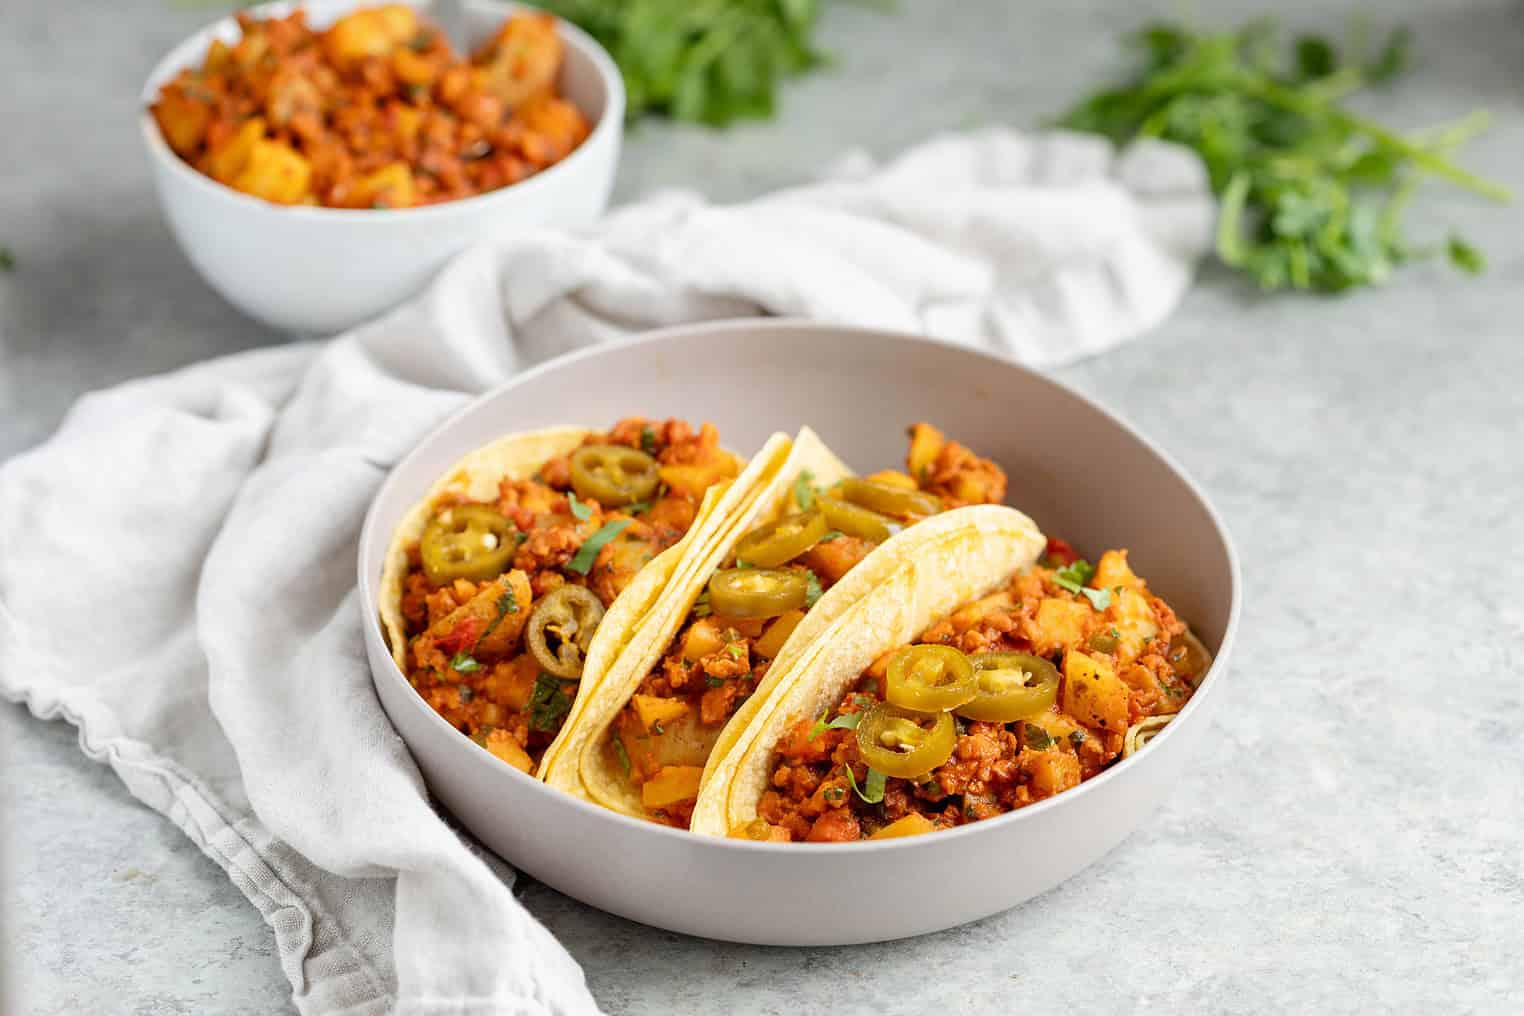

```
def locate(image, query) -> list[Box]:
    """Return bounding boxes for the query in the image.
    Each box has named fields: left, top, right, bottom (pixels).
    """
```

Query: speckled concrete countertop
left=3, top=0, right=1521, bottom=1012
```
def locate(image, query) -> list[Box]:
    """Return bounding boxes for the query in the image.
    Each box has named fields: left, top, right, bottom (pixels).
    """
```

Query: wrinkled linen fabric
left=0, top=129, right=1212, bottom=1014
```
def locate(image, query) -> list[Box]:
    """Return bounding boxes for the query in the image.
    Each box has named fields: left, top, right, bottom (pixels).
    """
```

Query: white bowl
left=139, top=0, right=623, bottom=335
left=357, top=320, right=1242, bottom=945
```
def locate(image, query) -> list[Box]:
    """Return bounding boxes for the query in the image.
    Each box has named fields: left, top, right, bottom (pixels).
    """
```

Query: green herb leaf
left=1052, top=559, right=1096, bottom=594
left=704, top=675, right=728, bottom=688
left=450, top=652, right=482, bottom=673
left=794, top=470, right=816, bottom=510
left=808, top=711, right=863, bottom=741
left=528, top=673, right=572, bottom=733
left=733, top=558, right=753, bottom=570
left=846, top=765, right=887, bottom=804
left=478, top=587, right=520, bottom=642
left=567, top=491, right=593, bottom=520
left=538, top=0, right=844, bottom=125
left=819, top=530, right=844, bottom=543
left=804, top=570, right=823, bottom=608
left=1447, top=235, right=1485, bottom=275
left=1080, top=587, right=1112, bottom=611
left=566, top=519, right=631, bottom=575
left=613, top=736, right=632, bottom=776
left=725, top=642, right=747, bottom=660
left=1023, top=723, right=1054, bottom=751
left=639, top=425, right=659, bottom=455
left=692, top=590, right=712, bottom=618
left=624, top=500, right=652, bottom=516
left=1052, top=18, right=1509, bottom=293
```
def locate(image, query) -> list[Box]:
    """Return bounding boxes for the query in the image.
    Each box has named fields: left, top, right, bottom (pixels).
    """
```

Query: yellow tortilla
left=689, top=504, right=1047, bottom=837
left=377, top=424, right=747, bottom=783
left=537, top=431, right=803, bottom=793
left=378, top=425, right=591, bottom=672
left=543, top=427, right=856, bottom=815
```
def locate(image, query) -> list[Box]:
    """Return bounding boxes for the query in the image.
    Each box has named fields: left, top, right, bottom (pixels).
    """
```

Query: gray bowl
left=357, top=319, right=1241, bottom=945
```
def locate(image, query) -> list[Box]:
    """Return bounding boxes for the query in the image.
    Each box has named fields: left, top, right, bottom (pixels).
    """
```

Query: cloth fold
left=0, top=129, right=1211, bottom=1014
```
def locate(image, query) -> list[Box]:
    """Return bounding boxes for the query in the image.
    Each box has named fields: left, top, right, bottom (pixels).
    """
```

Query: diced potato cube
left=153, top=89, right=211, bottom=156
left=206, top=118, right=266, bottom=184
left=681, top=617, right=727, bottom=661
left=753, top=609, right=805, bottom=660
left=870, top=813, right=937, bottom=839
left=1025, top=749, right=1081, bottom=797
left=641, top=765, right=704, bottom=809
left=231, top=140, right=312, bottom=204
left=324, top=4, right=418, bottom=67
left=1109, top=587, right=1159, bottom=663
left=632, top=694, right=690, bottom=732
left=659, top=456, right=738, bottom=500
left=1034, top=597, right=1091, bottom=653
left=202, top=38, right=233, bottom=72
left=1061, top=651, right=1129, bottom=732
left=1094, top=549, right=1143, bottom=592
left=907, top=423, right=945, bottom=481
left=482, top=729, right=533, bottom=773
left=485, top=653, right=540, bottom=711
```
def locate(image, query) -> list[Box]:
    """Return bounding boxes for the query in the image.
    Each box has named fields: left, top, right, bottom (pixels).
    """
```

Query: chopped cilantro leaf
left=567, top=491, right=593, bottom=520
left=733, top=558, right=753, bottom=570
left=845, top=765, right=887, bottom=804
left=1052, top=559, right=1096, bottom=594
left=450, top=652, right=482, bottom=673
left=704, top=675, right=727, bottom=688
left=1080, top=587, right=1112, bottom=611
left=1053, top=559, right=1110, bottom=610
left=725, top=642, right=746, bottom=660
left=1023, top=723, right=1054, bottom=750
left=624, top=500, right=651, bottom=515
left=640, top=425, right=659, bottom=455
left=613, top=736, right=632, bottom=776
left=819, top=530, right=844, bottom=543
left=692, top=590, right=712, bottom=618
left=478, top=587, right=519, bottom=642
left=566, top=519, right=631, bottom=575
left=808, top=711, right=863, bottom=741
left=794, top=470, right=816, bottom=510
left=527, top=673, right=572, bottom=732
left=823, top=786, right=846, bottom=803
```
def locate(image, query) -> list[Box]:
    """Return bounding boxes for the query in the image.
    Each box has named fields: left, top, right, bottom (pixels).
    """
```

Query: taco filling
left=397, top=418, right=737, bottom=773
left=739, top=543, right=1212, bottom=842
left=603, top=423, right=1009, bottom=826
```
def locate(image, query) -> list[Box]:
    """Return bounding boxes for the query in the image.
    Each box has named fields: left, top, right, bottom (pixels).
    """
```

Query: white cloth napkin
left=0, top=129, right=1211, bottom=1015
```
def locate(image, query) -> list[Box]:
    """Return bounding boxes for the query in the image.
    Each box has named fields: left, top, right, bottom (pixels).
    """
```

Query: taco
left=378, top=417, right=749, bottom=775
left=539, top=423, right=1023, bottom=827
left=691, top=531, right=1215, bottom=842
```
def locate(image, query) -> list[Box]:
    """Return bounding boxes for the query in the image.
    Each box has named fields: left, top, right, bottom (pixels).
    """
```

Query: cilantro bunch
left=537, top=0, right=829, bottom=125
left=1054, top=19, right=1511, bottom=291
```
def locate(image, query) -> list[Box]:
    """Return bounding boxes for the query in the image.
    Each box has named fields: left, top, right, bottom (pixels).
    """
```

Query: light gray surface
left=2, top=0, right=1521, bottom=1013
